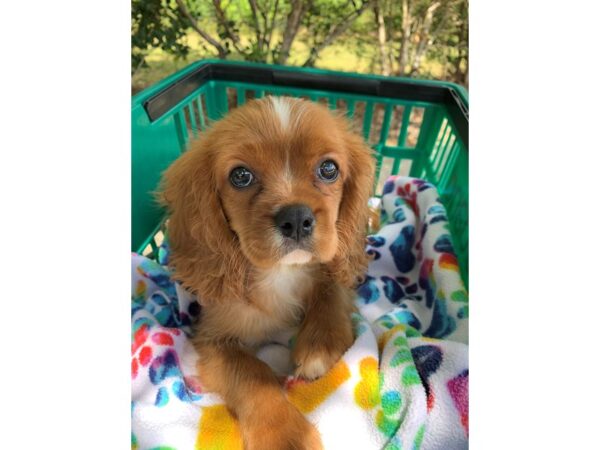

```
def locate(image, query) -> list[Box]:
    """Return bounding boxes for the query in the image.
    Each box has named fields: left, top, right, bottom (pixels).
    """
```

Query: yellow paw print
left=354, top=356, right=380, bottom=410
left=196, top=404, right=243, bottom=450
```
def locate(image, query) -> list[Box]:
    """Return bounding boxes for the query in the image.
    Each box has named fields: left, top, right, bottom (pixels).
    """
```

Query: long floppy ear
left=327, top=121, right=375, bottom=288
left=159, top=139, right=248, bottom=304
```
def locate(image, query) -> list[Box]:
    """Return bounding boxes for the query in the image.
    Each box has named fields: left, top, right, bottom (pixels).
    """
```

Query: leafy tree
left=299, top=0, right=372, bottom=67
left=131, top=0, right=191, bottom=74
left=370, top=0, right=468, bottom=85
left=132, top=0, right=373, bottom=68
left=428, top=0, right=468, bottom=85
left=131, top=0, right=469, bottom=86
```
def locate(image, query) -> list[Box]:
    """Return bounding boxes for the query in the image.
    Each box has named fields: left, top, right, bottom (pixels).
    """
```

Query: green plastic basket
left=132, top=60, right=469, bottom=286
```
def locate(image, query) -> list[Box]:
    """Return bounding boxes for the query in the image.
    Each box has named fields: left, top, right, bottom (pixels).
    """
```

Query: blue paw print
left=172, top=380, right=202, bottom=402
left=430, top=214, right=448, bottom=225
left=411, top=345, right=443, bottom=380
left=392, top=207, right=406, bottom=222
left=392, top=309, right=421, bottom=329
left=433, top=234, right=455, bottom=254
left=425, top=297, right=457, bottom=338
left=405, top=283, right=418, bottom=294
left=356, top=275, right=380, bottom=305
left=367, top=235, right=386, bottom=247
left=414, top=180, right=434, bottom=192
left=149, top=349, right=182, bottom=384
left=389, top=225, right=416, bottom=273
left=381, top=276, right=405, bottom=303
left=383, top=180, right=396, bottom=195
left=427, top=205, right=445, bottom=215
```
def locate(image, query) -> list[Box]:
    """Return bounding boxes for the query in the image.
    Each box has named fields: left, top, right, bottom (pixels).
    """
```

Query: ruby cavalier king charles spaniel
left=160, top=96, right=374, bottom=449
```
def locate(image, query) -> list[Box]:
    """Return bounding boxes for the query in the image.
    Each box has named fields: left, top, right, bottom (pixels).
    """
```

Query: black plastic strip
left=445, top=88, right=469, bottom=148
left=272, top=71, right=381, bottom=96
left=210, top=64, right=274, bottom=85
left=144, top=64, right=213, bottom=121
left=143, top=62, right=468, bottom=148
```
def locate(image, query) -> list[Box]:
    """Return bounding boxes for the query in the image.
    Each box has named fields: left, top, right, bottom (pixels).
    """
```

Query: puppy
left=161, top=96, right=374, bottom=449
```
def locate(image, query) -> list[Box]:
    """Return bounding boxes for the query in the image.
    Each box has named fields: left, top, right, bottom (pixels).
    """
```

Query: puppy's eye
left=317, top=160, right=339, bottom=182
left=229, top=167, right=254, bottom=188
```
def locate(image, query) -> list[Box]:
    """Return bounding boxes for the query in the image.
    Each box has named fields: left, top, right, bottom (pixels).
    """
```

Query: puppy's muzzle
left=274, top=204, right=315, bottom=242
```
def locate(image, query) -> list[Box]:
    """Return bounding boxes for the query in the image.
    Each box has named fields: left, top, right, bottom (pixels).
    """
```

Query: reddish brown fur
left=160, top=97, right=374, bottom=449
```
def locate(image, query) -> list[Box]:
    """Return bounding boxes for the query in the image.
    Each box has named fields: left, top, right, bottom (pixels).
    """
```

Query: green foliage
left=132, top=0, right=190, bottom=73
left=372, top=0, right=468, bottom=83
left=427, top=0, right=468, bottom=84
left=300, top=0, right=372, bottom=66
left=131, top=0, right=469, bottom=87
left=303, top=0, right=368, bottom=36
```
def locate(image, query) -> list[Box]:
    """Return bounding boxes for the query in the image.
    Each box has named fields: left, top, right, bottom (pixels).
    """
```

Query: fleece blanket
left=131, top=176, right=469, bottom=450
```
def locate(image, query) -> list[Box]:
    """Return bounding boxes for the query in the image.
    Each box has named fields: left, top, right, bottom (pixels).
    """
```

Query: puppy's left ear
left=328, top=121, right=375, bottom=288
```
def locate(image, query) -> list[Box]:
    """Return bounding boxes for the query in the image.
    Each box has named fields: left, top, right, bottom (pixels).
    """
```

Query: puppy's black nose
left=274, top=204, right=315, bottom=241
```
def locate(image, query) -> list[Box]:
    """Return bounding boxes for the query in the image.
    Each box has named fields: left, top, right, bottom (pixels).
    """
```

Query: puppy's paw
left=294, top=345, right=352, bottom=380
left=293, top=323, right=354, bottom=380
left=244, top=403, right=323, bottom=450
left=294, top=350, right=332, bottom=380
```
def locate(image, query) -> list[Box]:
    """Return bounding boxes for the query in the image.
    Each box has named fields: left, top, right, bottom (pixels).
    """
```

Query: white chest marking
left=256, top=265, right=312, bottom=313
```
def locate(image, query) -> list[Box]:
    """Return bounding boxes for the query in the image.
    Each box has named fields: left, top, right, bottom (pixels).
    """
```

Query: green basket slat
left=429, top=119, right=448, bottom=168
left=217, top=84, right=228, bottom=115
left=372, top=145, right=384, bottom=191
left=435, top=136, right=456, bottom=180
left=397, top=105, right=412, bottom=148
left=187, top=104, right=198, bottom=138
left=392, top=104, right=411, bottom=176
left=237, top=88, right=246, bottom=106
left=432, top=125, right=452, bottom=174
left=328, top=96, right=337, bottom=110
left=135, top=217, right=166, bottom=255
left=362, top=102, right=374, bottom=142
left=196, top=97, right=207, bottom=131
left=391, top=157, right=402, bottom=175
left=192, top=99, right=201, bottom=131
left=379, top=104, right=394, bottom=145
left=149, top=238, right=159, bottom=256
left=439, top=143, right=460, bottom=189
left=347, top=99, right=356, bottom=118
left=410, top=106, right=443, bottom=179
left=173, top=111, right=188, bottom=152
left=371, top=104, right=393, bottom=188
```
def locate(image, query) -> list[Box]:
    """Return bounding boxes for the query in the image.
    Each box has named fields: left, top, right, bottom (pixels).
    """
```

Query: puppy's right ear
left=159, top=140, right=246, bottom=304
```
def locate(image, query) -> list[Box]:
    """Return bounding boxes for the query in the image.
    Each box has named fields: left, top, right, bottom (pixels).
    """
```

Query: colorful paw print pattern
left=373, top=326, right=428, bottom=447
left=357, top=176, right=469, bottom=345
left=131, top=176, right=468, bottom=450
left=132, top=253, right=206, bottom=450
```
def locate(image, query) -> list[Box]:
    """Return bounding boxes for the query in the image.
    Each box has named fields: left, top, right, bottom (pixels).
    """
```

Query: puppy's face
left=214, top=97, right=349, bottom=269
left=162, top=96, right=374, bottom=298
